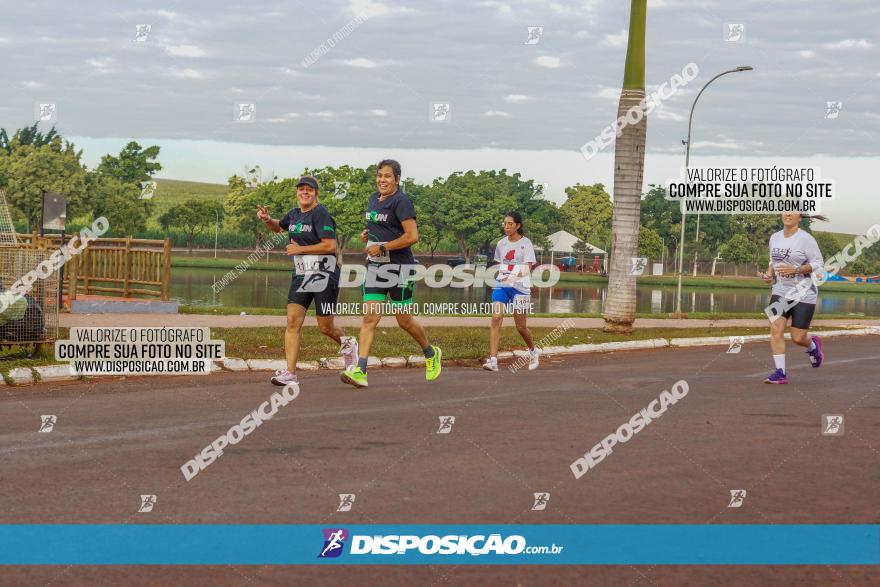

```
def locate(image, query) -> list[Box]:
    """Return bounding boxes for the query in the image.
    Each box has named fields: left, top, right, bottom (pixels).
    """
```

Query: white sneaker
left=271, top=369, right=298, bottom=386
left=340, top=336, right=359, bottom=370
left=528, top=348, right=540, bottom=370
left=482, top=358, right=498, bottom=371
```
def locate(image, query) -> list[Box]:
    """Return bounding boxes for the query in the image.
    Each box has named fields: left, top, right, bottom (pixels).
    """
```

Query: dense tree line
left=1, top=125, right=876, bottom=274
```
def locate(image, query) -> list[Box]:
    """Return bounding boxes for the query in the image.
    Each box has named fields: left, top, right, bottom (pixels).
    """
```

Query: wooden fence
left=17, top=233, right=172, bottom=302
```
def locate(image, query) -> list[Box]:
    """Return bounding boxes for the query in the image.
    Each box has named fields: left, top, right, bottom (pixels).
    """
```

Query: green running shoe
left=425, top=346, right=442, bottom=381
left=341, top=366, right=368, bottom=388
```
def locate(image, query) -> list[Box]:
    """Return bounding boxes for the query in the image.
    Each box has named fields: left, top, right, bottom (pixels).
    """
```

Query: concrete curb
left=669, top=328, right=876, bottom=348
left=5, top=329, right=876, bottom=386
left=9, top=367, right=34, bottom=385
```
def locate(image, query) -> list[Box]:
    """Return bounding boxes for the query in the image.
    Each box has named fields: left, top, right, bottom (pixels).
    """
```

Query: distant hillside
left=149, top=179, right=227, bottom=227
left=814, top=230, right=856, bottom=245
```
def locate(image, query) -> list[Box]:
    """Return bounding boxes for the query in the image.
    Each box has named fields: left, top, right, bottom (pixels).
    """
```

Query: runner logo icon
left=39, top=415, right=57, bottom=432
left=138, top=494, right=157, bottom=513
left=337, top=493, right=356, bottom=512
left=728, top=489, right=746, bottom=508
left=437, top=416, right=455, bottom=434
left=531, top=492, right=550, bottom=511
left=727, top=336, right=744, bottom=354
left=822, top=414, right=844, bottom=435
left=319, top=528, right=348, bottom=558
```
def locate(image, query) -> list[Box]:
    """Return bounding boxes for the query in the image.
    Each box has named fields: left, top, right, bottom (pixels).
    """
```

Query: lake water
left=171, top=267, right=880, bottom=316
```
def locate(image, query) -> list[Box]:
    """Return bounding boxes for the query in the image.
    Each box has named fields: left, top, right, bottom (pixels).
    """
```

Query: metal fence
left=0, top=247, right=58, bottom=345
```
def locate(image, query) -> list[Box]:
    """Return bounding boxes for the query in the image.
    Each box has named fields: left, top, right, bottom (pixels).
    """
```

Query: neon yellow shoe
left=425, top=346, right=442, bottom=381
left=340, top=367, right=368, bottom=388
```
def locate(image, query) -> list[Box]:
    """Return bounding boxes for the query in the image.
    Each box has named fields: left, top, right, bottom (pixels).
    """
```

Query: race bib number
left=498, top=264, right=526, bottom=285
left=293, top=254, right=336, bottom=275
left=366, top=241, right=390, bottom=263
left=773, top=263, right=797, bottom=283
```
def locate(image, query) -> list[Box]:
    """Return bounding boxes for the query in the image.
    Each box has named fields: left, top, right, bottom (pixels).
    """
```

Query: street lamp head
left=736, top=65, right=754, bottom=71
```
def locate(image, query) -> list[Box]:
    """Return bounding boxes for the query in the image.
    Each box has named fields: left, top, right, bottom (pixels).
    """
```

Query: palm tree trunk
left=603, top=0, right=647, bottom=334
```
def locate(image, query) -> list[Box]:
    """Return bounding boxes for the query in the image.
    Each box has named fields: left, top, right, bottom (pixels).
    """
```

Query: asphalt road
left=2, top=335, right=878, bottom=585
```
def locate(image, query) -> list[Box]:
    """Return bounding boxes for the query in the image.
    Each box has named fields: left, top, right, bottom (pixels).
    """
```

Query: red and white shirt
left=494, top=236, right=537, bottom=294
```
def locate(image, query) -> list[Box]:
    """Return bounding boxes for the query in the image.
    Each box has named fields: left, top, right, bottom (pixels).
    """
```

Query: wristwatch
left=379, top=244, right=387, bottom=255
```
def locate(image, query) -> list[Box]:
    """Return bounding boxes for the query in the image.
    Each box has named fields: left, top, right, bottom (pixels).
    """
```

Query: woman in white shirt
left=483, top=211, right=540, bottom=372
left=760, top=212, right=827, bottom=384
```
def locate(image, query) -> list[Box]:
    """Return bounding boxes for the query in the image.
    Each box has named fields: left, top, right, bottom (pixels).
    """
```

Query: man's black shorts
left=362, top=263, right=415, bottom=305
left=769, top=294, right=816, bottom=329
left=288, top=273, right=339, bottom=316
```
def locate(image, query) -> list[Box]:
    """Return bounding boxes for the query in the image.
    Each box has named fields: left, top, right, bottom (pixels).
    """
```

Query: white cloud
left=0, top=37, right=11, bottom=44
left=603, top=29, right=628, bottom=48
left=823, top=39, right=872, bottom=50
left=348, top=0, right=411, bottom=18
left=690, top=138, right=763, bottom=150
left=157, top=9, right=177, bottom=19
left=308, top=111, right=335, bottom=118
left=167, top=68, right=204, bottom=79
left=370, top=109, right=388, bottom=116
left=550, top=0, right=600, bottom=17
left=477, top=1, right=511, bottom=15
left=535, top=55, right=561, bottom=68
left=163, top=44, right=207, bottom=58
left=266, top=113, right=300, bottom=123
left=648, top=0, right=667, bottom=7
left=16, top=80, right=41, bottom=89
left=485, top=110, right=511, bottom=117
left=654, top=108, right=684, bottom=122
left=279, top=67, right=302, bottom=76
left=504, top=94, right=531, bottom=103
left=336, top=57, right=379, bottom=69
left=596, top=87, right=619, bottom=100
left=799, top=50, right=816, bottom=58
left=87, top=58, right=113, bottom=72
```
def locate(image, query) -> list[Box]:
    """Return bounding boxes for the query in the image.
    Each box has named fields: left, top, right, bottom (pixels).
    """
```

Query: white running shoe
left=271, top=369, right=298, bottom=386
left=340, top=336, right=359, bottom=370
left=528, top=348, right=540, bottom=370
left=482, top=357, right=498, bottom=371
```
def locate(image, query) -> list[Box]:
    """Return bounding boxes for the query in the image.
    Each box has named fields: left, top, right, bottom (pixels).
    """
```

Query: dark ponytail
left=505, top=211, right=524, bottom=235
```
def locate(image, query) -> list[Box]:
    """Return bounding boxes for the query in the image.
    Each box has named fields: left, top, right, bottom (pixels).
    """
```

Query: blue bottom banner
left=1, top=524, right=877, bottom=565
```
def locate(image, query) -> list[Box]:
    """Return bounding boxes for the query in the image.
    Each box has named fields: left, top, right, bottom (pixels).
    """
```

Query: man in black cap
left=257, top=175, right=357, bottom=387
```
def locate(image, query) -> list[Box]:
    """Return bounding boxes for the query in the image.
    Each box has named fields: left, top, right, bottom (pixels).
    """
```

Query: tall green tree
left=718, top=233, right=755, bottom=276
left=0, top=123, right=60, bottom=153
left=302, top=165, right=376, bottom=251
left=89, top=174, right=152, bottom=236
left=637, top=226, right=664, bottom=260
left=812, top=231, right=841, bottom=259
left=223, top=175, right=289, bottom=247
left=0, top=132, right=90, bottom=229
left=160, top=199, right=223, bottom=253
left=560, top=183, right=612, bottom=251
left=429, top=171, right=508, bottom=261
left=604, top=0, right=647, bottom=333
left=96, top=142, right=162, bottom=186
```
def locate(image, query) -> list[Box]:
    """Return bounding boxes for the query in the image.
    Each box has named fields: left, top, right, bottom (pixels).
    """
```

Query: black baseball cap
left=296, top=175, right=319, bottom=192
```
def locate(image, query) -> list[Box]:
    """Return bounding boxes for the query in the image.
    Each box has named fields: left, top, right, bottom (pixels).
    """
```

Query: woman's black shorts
left=769, top=294, right=815, bottom=329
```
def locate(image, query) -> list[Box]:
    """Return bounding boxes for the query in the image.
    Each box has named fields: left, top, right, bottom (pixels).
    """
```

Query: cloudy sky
left=2, top=0, right=878, bottom=231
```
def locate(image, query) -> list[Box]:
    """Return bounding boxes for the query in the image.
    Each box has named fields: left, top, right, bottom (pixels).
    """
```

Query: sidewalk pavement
left=58, top=313, right=880, bottom=329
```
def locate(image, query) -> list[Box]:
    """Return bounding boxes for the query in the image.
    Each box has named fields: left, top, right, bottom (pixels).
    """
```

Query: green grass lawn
left=0, top=324, right=857, bottom=381
left=206, top=325, right=838, bottom=362
left=179, top=304, right=875, bottom=321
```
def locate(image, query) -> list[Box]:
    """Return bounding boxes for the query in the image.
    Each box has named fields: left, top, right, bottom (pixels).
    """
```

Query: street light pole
left=214, top=209, right=219, bottom=259
left=674, top=65, right=753, bottom=316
